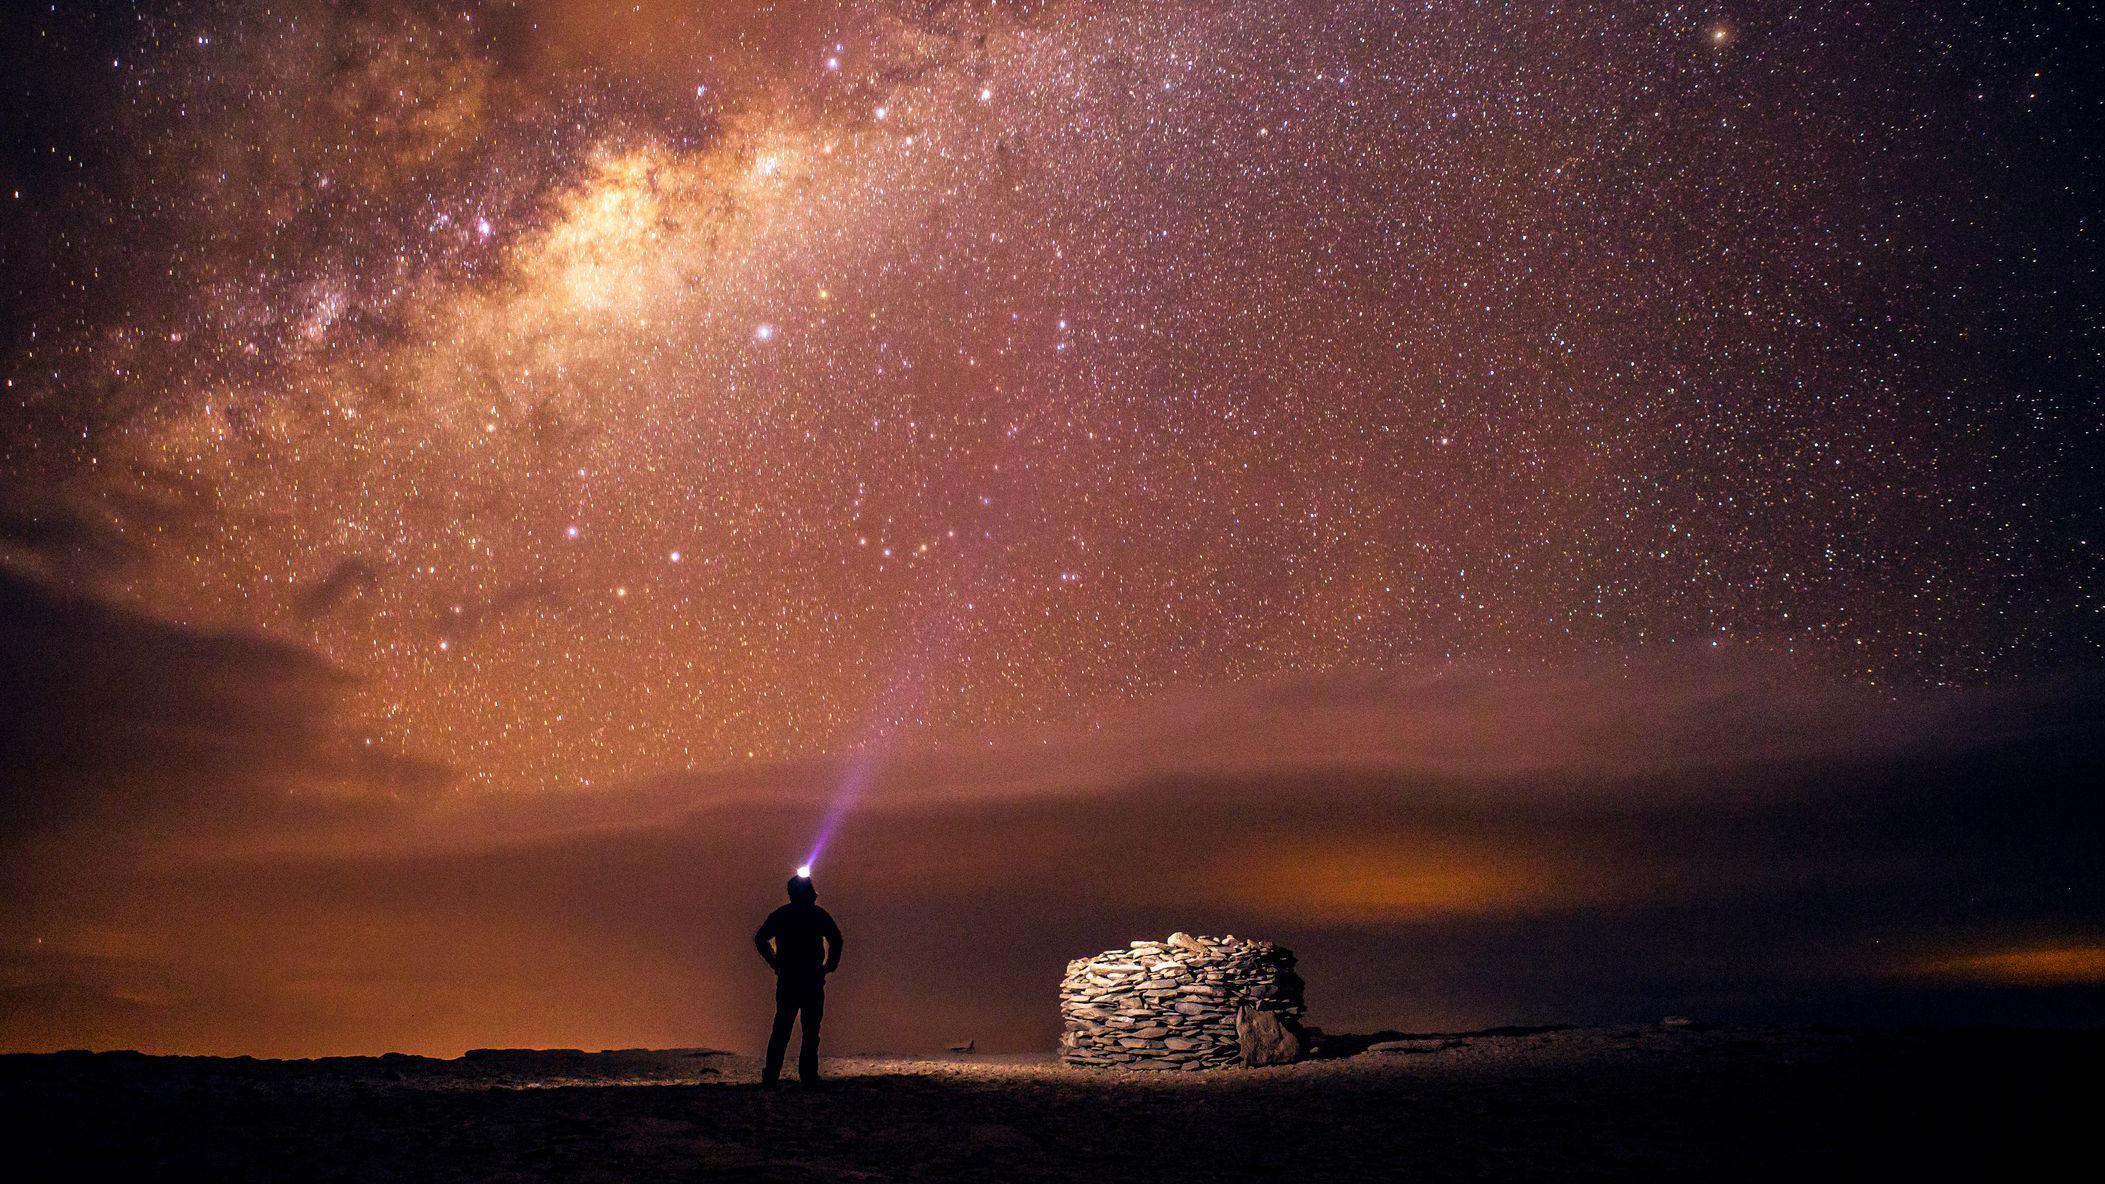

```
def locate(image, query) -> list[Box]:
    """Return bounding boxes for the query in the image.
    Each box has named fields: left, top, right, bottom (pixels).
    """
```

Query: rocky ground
left=3, top=1025, right=2092, bottom=1181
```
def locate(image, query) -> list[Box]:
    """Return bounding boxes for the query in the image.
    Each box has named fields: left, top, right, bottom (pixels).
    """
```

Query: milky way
left=3, top=1, right=2097, bottom=792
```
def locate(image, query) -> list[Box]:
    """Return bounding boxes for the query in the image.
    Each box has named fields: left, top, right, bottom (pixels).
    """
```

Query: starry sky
left=2, top=1, right=2101, bottom=1055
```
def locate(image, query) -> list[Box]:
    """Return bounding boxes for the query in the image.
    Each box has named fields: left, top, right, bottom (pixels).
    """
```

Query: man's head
left=787, top=875, right=817, bottom=903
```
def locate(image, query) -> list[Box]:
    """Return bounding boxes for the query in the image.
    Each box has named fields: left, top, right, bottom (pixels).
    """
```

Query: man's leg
left=799, top=983, right=825, bottom=1083
left=763, top=985, right=797, bottom=1085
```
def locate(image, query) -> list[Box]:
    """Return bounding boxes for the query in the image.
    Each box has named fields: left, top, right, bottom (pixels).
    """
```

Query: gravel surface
left=4, top=1025, right=2092, bottom=1180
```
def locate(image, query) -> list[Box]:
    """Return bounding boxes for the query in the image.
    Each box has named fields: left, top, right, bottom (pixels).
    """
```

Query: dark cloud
left=3, top=639, right=2097, bottom=1055
left=293, top=558, right=383, bottom=622
left=0, top=569, right=449, bottom=839
left=0, top=500, right=139, bottom=586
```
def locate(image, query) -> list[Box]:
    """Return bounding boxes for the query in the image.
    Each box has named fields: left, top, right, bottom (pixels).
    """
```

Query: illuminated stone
left=1060, top=934, right=1306, bottom=1070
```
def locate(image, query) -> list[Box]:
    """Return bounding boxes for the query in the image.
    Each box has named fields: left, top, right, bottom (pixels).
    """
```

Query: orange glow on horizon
left=1221, top=839, right=1576, bottom=922
left=1919, top=943, right=2105, bottom=986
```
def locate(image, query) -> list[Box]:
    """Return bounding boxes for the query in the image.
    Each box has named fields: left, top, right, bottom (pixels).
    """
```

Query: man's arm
left=821, top=911, right=844, bottom=974
left=753, top=918, right=778, bottom=970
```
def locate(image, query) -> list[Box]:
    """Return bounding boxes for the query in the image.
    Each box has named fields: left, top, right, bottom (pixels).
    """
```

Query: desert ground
left=3, top=1024, right=2092, bottom=1181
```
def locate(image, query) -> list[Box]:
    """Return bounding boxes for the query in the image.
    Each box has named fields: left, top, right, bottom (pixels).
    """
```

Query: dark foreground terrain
left=3, top=1025, right=2094, bottom=1181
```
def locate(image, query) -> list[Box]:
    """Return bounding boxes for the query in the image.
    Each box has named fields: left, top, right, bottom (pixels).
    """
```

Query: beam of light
left=801, top=610, right=969, bottom=871
left=799, top=496, right=1005, bottom=872
left=801, top=705, right=903, bottom=873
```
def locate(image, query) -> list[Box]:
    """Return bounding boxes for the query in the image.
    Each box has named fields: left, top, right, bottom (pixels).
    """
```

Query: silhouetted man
left=753, top=873, right=843, bottom=1086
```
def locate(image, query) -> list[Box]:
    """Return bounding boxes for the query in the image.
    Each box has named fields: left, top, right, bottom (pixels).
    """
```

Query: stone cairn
left=1059, top=932, right=1306, bottom=1070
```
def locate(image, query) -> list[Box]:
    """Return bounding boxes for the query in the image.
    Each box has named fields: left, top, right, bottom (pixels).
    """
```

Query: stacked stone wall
left=1059, top=932, right=1305, bottom=1070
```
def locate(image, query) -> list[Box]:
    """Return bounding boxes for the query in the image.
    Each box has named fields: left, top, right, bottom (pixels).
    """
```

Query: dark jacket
left=754, top=901, right=843, bottom=982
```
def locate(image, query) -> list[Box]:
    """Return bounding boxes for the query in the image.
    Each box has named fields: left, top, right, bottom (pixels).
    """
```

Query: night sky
left=3, top=1, right=2101, bottom=1057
